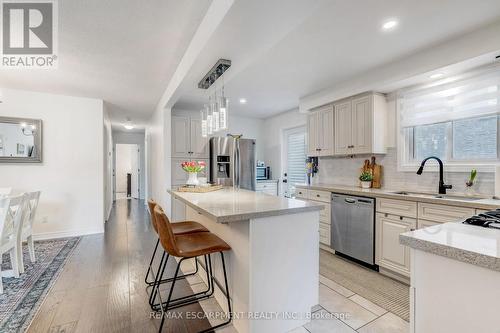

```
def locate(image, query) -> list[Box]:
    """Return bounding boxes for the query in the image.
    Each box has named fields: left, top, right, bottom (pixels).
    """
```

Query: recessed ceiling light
left=123, top=119, right=135, bottom=130
left=430, top=73, right=444, bottom=79
left=382, top=19, right=398, bottom=31
left=124, top=125, right=135, bottom=130
left=239, top=98, right=247, bottom=104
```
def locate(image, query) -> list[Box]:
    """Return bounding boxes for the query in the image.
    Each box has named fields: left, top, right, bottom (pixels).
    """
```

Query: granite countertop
left=400, top=222, right=500, bottom=272
left=169, top=187, right=323, bottom=223
left=296, top=183, right=500, bottom=210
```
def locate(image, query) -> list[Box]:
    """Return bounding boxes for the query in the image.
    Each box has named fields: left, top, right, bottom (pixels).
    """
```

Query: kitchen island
left=400, top=223, right=500, bottom=333
left=168, top=187, right=323, bottom=333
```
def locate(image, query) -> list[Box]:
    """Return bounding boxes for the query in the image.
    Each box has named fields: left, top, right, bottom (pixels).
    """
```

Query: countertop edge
left=399, top=233, right=500, bottom=272
left=296, top=184, right=500, bottom=210
left=169, top=189, right=323, bottom=223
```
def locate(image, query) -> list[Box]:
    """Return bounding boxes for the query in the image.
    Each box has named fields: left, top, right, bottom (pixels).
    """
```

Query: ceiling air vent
left=198, top=59, right=231, bottom=89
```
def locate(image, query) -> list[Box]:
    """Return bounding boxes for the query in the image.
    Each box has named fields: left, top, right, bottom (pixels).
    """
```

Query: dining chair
left=18, top=191, right=41, bottom=274
left=0, top=194, right=28, bottom=294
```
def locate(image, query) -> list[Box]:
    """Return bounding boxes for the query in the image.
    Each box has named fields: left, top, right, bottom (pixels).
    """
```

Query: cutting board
left=370, top=156, right=382, bottom=189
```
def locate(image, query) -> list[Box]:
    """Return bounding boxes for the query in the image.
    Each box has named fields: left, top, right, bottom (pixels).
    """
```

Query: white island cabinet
left=169, top=188, right=323, bottom=333
left=401, top=223, right=500, bottom=333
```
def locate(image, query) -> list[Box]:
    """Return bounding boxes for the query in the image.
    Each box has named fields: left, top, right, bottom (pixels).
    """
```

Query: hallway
left=27, top=199, right=211, bottom=333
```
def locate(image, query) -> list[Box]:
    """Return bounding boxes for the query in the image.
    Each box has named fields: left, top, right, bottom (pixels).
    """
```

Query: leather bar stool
left=145, top=199, right=208, bottom=288
left=153, top=206, right=232, bottom=333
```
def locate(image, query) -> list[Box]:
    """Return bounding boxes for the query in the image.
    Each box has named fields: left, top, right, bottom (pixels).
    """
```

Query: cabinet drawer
left=308, top=190, right=331, bottom=203
left=418, top=203, right=475, bottom=223
left=295, top=188, right=309, bottom=199
left=377, top=198, right=417, bottom=218
left=319, top=223, right=331, bottom=246
left=256, top=183, right=277, bottom=190
left=318, top=202, right=331, bottom=222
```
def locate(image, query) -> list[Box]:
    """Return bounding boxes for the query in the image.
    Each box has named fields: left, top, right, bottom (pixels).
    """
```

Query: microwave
left=256, top=166, right=270, bottom=180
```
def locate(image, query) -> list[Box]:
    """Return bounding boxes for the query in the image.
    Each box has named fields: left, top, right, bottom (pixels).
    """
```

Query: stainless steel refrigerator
left=209, top=136, right=256, bottom=191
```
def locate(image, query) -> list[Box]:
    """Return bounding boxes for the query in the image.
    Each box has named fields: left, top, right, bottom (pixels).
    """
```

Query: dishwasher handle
left=344, top=198, right=356, bottom=204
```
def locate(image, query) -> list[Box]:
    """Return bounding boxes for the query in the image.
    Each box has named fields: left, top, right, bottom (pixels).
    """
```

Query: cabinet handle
left=400, top=216, right=403, bottom=220
left=410, top=228, right=416, bottom=231
left=385, top=213, right=388, bottom=217
left=316, top=194, right=320, bottom=197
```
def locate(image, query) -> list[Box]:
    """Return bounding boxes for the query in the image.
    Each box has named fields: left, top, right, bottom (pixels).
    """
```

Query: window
left=399, top=65, right=500, bottom=170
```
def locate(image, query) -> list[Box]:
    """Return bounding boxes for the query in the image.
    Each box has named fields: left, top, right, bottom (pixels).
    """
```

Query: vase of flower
left=181, top=161, right=206, bottom=187
left=465, top=169, right=477, bottom=197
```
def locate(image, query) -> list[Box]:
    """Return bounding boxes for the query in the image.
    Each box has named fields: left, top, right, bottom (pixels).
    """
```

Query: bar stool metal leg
left=145, top=239, right=201, bottom=287
left=157, top=252, right=232, bottom=333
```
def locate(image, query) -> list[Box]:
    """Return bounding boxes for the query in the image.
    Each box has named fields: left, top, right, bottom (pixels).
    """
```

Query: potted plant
left=181, top=161, right=206, bottom=186
left=359, top=171, right=373, bottom=189
left=465, top=169, right=477, bottom=196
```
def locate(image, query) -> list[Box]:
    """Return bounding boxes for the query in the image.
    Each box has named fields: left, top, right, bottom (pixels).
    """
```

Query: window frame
left=397, top=105, right=500, bottom=173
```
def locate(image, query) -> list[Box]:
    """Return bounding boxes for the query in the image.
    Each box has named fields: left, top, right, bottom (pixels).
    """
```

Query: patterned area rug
left=0, top=237, right=81, bottom=332
left=320, top=249, right=410, bottom=321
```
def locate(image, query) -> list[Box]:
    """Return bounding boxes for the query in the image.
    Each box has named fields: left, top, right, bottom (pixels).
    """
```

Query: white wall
left=0, top=89, right=104, bottom=239
left=112, top=130, right=146, bottom=199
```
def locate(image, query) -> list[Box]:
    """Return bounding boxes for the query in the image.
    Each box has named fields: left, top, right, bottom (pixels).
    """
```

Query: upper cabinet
left=334, top=93, right=387, bottom=156
left=172, top=115, right=208, bottom=159
left=307, top=92, right=387, bottom=157
left=307, top=104, right=334, bottom=156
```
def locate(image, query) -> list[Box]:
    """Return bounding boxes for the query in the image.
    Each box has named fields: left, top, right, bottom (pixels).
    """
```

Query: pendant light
left=207, top=98, right=213, bottom=135
left=212, top=89, right=220, bottom=132
left=200, top=106, right=208, bottom=138
left=218, top=85, right=228, bottom=130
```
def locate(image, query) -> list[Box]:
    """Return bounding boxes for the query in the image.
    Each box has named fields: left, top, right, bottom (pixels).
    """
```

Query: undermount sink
left=390, top=191, right=482, bottom=201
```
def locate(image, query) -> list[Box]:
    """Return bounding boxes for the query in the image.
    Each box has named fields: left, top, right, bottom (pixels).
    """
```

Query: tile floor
left=182, top=270, right=409, bottom=333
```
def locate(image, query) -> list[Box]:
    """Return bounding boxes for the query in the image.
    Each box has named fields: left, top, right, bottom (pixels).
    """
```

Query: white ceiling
left=0, top=0, right=211, bottom=127
left=173, top=0, right=500, bottom=118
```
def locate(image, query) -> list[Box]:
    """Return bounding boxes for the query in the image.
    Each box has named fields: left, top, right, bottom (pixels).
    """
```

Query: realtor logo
left=1, top=0, right=58, bottom=68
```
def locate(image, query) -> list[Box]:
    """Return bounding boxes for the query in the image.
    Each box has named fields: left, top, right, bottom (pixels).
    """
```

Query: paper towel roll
left=495, top=166, right=500, bottom=198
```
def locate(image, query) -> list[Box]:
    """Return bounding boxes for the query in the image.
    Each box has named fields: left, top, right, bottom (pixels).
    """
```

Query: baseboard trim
left=33, top=229, right=104, bottom=241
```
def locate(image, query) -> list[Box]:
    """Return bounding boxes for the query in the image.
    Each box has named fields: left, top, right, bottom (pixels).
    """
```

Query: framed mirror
left=0, top=116, right=43, bottom=163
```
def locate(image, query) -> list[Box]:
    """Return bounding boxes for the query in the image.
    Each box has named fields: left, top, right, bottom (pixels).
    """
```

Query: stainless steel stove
left=463, top=210, right=500, bottom=229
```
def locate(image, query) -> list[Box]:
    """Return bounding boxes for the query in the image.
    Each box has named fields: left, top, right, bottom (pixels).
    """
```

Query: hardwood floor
left=28, top=199, right=211, bottom=333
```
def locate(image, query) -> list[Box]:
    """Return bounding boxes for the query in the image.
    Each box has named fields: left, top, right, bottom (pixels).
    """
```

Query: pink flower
left=198, top=161, right=206, bottom=166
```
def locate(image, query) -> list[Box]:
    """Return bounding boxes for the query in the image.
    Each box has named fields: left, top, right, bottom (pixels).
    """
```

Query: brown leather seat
left=148, top=199, right=208, bottom=235
left=154, top=206, right=231, bottom=258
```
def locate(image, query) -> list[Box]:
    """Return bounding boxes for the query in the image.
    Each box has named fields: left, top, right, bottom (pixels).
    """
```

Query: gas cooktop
left=463, top=210, right=500, bottom=229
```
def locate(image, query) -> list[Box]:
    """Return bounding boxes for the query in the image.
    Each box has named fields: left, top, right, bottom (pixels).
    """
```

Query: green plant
left=359, top=171, right=373, bottom=182
left=466, top=169, right=477, bottom=187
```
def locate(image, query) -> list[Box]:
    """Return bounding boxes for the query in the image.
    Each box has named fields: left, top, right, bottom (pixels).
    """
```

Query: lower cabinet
left=376, top=212, right=416, bottom=277
left=295, top=188, right=332, bottom=247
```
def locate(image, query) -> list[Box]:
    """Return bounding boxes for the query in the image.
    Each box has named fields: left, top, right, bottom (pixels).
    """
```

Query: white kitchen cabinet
left=256, top=181, right=278, bottom=196
left=376, top=212, right=416, bottom=277
left=334, top=100, right=352, bottom=155
left=334, top=92, right=387, bottom=155
left=307, top=105, right=334, bottom=156
left=417, top=219, right=441, bottom=229
left=417, top=203, right=475, bottom=223
left=172, top=115, right=208, bottom=159
left=172, top=116, right=190, bottom=157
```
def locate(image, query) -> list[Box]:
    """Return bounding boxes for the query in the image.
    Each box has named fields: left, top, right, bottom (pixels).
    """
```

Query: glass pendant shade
left=211, top=98, right=220, bottom=132
left=218, top=96, right=228, bottom=130
left=206, top=104, right=213, bottom=135
left=200, top=108, right=208, bottom=138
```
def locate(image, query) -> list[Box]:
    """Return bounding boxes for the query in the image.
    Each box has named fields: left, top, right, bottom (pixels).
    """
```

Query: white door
left=334, top=100, right=352, bottom=155
left=130, top=144, right=140, bottom=199
left=282, top=126, right=307, bottom=197
left=351, top=95, right=372, bottom=154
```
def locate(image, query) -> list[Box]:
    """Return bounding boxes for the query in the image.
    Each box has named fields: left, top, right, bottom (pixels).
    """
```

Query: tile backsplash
left=313, top=148, right=494, bottom=196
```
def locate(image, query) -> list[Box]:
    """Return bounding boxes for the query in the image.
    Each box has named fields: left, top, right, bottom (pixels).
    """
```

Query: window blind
left=286, top=131, right=306, bottom=191
left=399, top=65, right=500, bottom=127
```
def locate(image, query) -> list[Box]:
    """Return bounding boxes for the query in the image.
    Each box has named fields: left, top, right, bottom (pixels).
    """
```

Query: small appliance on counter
left=256, top=161, right=271, bottom=180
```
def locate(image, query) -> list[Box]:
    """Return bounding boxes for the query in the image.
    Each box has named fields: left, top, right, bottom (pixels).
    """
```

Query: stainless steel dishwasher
left=331, top=193, right=375, bottom=266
